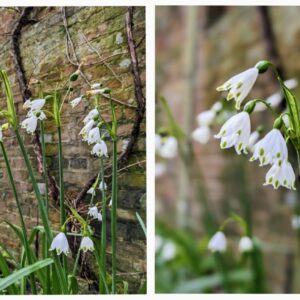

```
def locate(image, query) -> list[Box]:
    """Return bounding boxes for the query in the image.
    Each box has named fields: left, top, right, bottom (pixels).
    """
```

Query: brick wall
left=0, top=7, right=145, bottom=293
left=156, top=6, right=300, bottom=292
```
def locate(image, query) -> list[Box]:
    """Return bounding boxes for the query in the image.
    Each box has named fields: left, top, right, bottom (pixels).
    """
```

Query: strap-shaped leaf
left=0, top=258, right=54, bottom=291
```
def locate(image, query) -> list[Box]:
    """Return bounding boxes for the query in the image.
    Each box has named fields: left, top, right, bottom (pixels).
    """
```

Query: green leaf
left=0, top=258, right=54, bottom=292
left=136, top=212, right=147, bottom=238
left=0, top=70, right=17, bottom=128
left=138, top=280, right=147, bottom=294
left=68, top=274, right=79, bottom=294
left=174, top=269, right=253, bottom=293
left=123, top=281, right=129, bottom=294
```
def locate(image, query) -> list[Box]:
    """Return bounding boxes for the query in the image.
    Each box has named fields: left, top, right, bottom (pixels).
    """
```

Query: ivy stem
left=100, top=157, right=107, bottom=294
left=0, top=141, right=37, bottom=294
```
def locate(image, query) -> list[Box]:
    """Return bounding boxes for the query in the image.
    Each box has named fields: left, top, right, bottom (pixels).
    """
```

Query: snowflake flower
left=238, top=236, right=253, bottom=253
left=214, top=112, right=251, bottom=154
left=21, top=115, right=38, bottom=134
left=91, top=140, right=108, bottom=157
left=83, top=109, right=99, bottom=125
left=80, top=237, right=94, bottom=252
left=208, top=231, right=227, bottom=253
left=70, top=96, right=82, bottom=108
left=192, top=126, right=211, bottom=144
left=49, top=232, right=69, bottom=255
left=87, top=127, right=101, bottom=145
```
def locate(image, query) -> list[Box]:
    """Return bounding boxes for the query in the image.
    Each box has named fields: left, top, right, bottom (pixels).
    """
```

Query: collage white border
left=0, top=0, right=298, bottom=298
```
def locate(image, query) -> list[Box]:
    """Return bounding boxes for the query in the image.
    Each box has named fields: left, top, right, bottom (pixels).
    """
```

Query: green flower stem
left=100, top=157, right=107, bottom=294
left=57, top=126, right=68, bottom=277
left=72, top=248, right=81, bottom=276
left=40, top=120, right=50, bottom=293
left=111, top=140, right=118, bottom=294
left=14, top=128, right=68, bottom=294
left=0, top=142, right=37, bottom=295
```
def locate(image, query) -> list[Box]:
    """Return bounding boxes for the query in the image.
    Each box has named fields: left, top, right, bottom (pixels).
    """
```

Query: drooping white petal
left=247, top=131, right=260, bottom=152
left=264, top=159, right=296, bottom=190
left=208, top=231, right=227, bottom=253
left=87, top=187, right=95, bottom=196
left=21, top=115, right=38, bottom=134
left=91, top=140, right=108, bottom=157
left=214, top=112, right=251, bottom=155
left=88, top=206, right=98, bottom=219
left=50, top=232, right=69, bottom=255
left=285, top=78, right=298, bottom=90
left=196, top=110, right=216, bottom=127
left=97, top=212, right=102, bottom=222
left=217, top=67, right=259, bottom=110
left=250, top=129, right=288, bottom=166
left=83, top=109, right=99, bottom=125
left=24, top=99, right=45, bottom=112
left=79, top=119, right=95, bottom=141
left=91, top=83, right=102, bottom=89
left=80, top=237, right=94, bottom=252
left=158, top=136, right=178, bottom=159
left=192, top=126, right=210, bottom=144
left=70, top=96, right=82, bottom=108
left=99, top=180, right=107, bottom=191
left=238, top=236, right=253, bottom=253
left=87, top=127, right=101, bottom=145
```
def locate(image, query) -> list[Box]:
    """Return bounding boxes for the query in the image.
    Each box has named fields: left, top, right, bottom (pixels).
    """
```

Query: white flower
left=217, top=67, right=259, bottom=110
left=80, top=237, right=94, bottom=252
left=87, top=88, right=110, bottom=96
left=250, top=129, right=288, bottom=166
left=108, top=198, right=112, bottom=207
left=292, top=215, right=300, bottom=230
left=87, top=127, right=101, bottom=145
left=0, top=127, right=2, bottom=142
left=87, top=187, right=95, bottom=196
left=91, top=140, right=108, bottom=157
left=208, top=231, right=227, bottom=253
left=211, top=101, right=223, bottom=113
left=192, top=126, right=210, bottom=144
left=83, top=109, right=99, bottom=125
left=214, top=112, right=251, bottom=155
left=238, top=236, right=253, bottom=253
left=49, top=232, right=69, bottom=255
left=27, top=110, right=46, bottom=121
left=91, top=83, right=101, bottom=89
left=21, top=115, right=38, bottom=134
left=197, top=110, right=215, bottom=127
left=264, top=159, right=296, bottom=190
left=99, top=180, right=107, bottom=191
left=285, top=78, right=298, bottom=90
left=88, top=206, right=98, bottom=219
left=79, top=119, right=95, bottom=141
left=97, top=212, right=102, bottom=221
left=24, top=99, right=45, bottom=112
left=158, top=136, right=178, bottom=159
left=161, top=241, right=176, bottom=261
left=247, top=131, right=260, bottom=152
left=70, top=96, right=82, bottom=108
left=155, top=162, right=167, bottom=178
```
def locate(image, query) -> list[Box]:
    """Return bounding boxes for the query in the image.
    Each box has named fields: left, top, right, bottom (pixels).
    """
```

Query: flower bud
left=70, top=70, right=80, bottom=82
left=273, top=116, right=283, bottom=129
left=243, top=100, right=256, bottom=114
left=255, top=60, right=271, bottom=74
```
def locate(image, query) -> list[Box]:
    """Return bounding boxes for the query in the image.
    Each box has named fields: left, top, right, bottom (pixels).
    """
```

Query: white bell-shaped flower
left=91, top=83, right=102, bottom=89
left=24, top=98, right=45, bottom=112
left=88, top=206, right=98, bottom=219
left=83, top=109, right=99, bottom=124
left=292, top=215, right=300, bottom=230
left=250, top=129, right=288, bottom=166
left=208, top=231, right=227, bottom=253
left=80, top=236, right=94, bottom=252
left=97, top=212, right=102, bottom=221
left=192, top=126, right=210, bottom=144
left=79, top=120, right=95, bottom=141
left=238, top=236, right=253, bottom=253
left=21, top=115, right=38, bottom=134
left=247, top=131, right=260, bottom=152
left=99, top=180, right=107, bottom=191
left=70, top=96, right=82, bottom=108
left=87, top=187, right=95, bottom=196
left=214, top=112, right=251, bottom=155
left=27, top=110, right=46, bottom=121
left=197, top=110, right=215, bottom=127
left=87, top=127, right=101, bottom=145
left=50, top=232, right=69, bottom=255
left=217, top=67, right=259, bottom=110
left=264, top=159, right=296, bottom=190
left=91, top=140, right=108, bottom=157
left=158, top=136, right=178, bottom=159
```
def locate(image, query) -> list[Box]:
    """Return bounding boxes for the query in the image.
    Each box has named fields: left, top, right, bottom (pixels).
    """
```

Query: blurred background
left=155, top=6, right=300, bottom=293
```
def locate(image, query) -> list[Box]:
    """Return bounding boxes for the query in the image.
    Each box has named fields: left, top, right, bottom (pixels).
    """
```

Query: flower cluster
left=195, top=61, right=298, bottom=190
left=208, top=231, right=253, bottom=253
left=21, top=99, right=46, bottom=134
